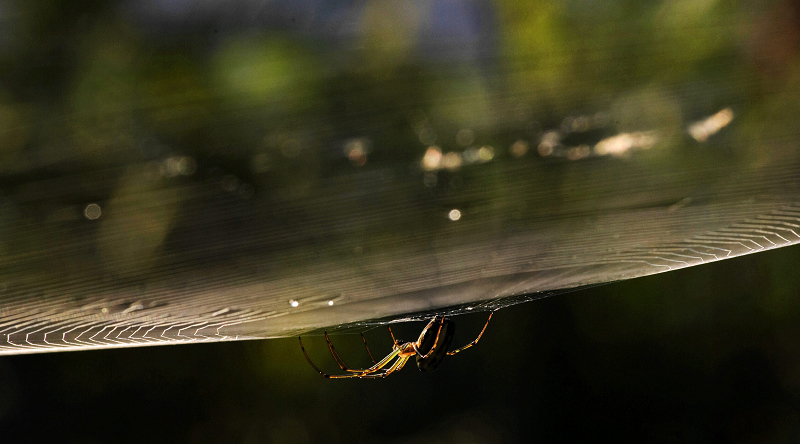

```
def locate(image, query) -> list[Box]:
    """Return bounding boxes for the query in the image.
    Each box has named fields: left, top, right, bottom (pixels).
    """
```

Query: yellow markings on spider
left=299, top=311, right=495, bottom=379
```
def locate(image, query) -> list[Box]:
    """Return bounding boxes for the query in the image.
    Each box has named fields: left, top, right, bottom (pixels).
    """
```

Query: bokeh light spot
left=422, top=146, right=442, bottom=171
left=510, top=140, right=529, bottom=157
left=456, top=128, right=475, bottom=146
left=84, top=203, right=102, bottom=220
left=478, top=146, right=494, bottom=162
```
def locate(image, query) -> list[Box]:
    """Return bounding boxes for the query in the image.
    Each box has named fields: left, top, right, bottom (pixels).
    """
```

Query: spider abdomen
left=415, top=318, right=455, bottom=372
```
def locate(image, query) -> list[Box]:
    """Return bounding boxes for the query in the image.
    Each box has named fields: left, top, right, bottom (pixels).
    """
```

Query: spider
left=299, top=311, right=495, bottom=378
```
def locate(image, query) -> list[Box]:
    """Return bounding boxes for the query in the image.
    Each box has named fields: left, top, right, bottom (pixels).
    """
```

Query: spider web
left=1, top=150, right=799, bottom=354
left=2, top=1, right=800, bottom=354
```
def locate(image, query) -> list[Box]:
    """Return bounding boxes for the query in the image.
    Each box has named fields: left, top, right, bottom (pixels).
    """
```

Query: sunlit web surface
left=2, top=0, right=800, bottom=354
left=2, top=152, right=799, bottom=354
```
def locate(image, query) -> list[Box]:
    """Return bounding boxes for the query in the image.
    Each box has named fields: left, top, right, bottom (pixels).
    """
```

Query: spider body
left=414, top=317, right=454, bottom=372
left=299, top=312, right=493, bottom=379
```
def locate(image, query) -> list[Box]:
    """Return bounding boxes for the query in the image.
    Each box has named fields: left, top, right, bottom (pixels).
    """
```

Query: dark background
left=2, top=244, right=799, bottom=443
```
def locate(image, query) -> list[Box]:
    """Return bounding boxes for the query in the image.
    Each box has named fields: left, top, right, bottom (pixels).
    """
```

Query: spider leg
left=328, top=350, right=405, bottom=379
left=388, top=325, right=398, bottom=345
left=352, top=347, right=404, bottom=374
left=323, top=350, right=400, bottom=379
left=446, top=311, right=494, bottom=356
left=357, top=356, right=409, bottom=378
left=323, top=331, right=366, bottom=372
left=360, top=333, right=377, bottom=365
left=299, top=336, right=401, bottom=378
left=396, top=356, right=410, bottom=371
left=299, top=336, right=335, bottom=378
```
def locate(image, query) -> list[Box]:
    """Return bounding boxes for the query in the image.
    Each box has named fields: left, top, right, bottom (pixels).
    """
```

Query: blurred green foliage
left=3, top=0, right=790, bottom=171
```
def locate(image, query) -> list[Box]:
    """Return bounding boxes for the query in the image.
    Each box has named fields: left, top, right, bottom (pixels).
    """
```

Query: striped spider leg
left=299, top=311, right=495, bottom=378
